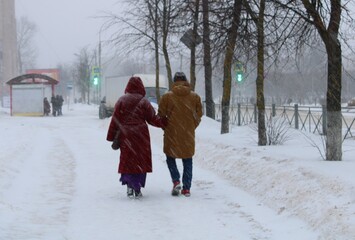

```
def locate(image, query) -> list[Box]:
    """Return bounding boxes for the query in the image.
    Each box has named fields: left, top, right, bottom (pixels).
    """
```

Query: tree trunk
left=256, top=0, right=267, bottom=145
left=153, top=0, right=161, bottom=103
left=154, top=37, right=161, bottom=103
left=301, top=0, right=342, bottom=160
left=162, top=42, right=173, bottom=90
left=325, top=39, right=342, bottom=160
left=190, top=0, right=199, bottom=91
left=162, top=0, right=173, bottom=89
left=221, top=0, right=242, bottom=134
left=202, top=0, right=215, bottom=119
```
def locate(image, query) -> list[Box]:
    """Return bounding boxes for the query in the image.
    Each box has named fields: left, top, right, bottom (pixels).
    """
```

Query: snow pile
left=194, top=116, right=355, bottom=239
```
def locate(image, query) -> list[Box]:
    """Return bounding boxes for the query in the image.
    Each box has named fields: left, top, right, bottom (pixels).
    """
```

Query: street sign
left=92, top=66, right=100, bottom=75
left=235, top=61, right=244, bottom=72
left=180, top=29, right=202, bottom=49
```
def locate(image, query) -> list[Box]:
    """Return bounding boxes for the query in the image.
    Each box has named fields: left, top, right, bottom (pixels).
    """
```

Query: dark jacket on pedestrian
left=43, top=97, right=51, bottom=115
left=158, top=80, right=203, bottom=159
left=106, top=77, right=167, bottom=174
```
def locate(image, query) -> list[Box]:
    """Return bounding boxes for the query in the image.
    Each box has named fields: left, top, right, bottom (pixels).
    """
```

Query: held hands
left=161, top=116, right=169, bottom=129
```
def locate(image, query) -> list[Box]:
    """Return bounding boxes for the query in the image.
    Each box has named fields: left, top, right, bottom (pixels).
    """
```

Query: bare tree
left=189, top=0, right=200, bottom=91
left=255, top=0, right=267, bottom=145
left=301, top=0, right=342, bottom=160
left=221, top=0, right=243, bottom=134
left=74, top=48, right=92, bottom=104
left=160, top=0, right=175, bottom=89
left=202, top=0, right=215, bottom=119
left=147, top=0, right=163, bottom=102
left=242, top=0, right=267, bottom=145
left=16, top=16, right=38, bottom=74
left=273, top=0, right=352, bottom=160
left=101, top=0, right=182, bottom=92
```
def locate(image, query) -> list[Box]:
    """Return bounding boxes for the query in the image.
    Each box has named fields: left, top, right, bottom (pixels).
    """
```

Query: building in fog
left=0, top=0, right=18, bottom=107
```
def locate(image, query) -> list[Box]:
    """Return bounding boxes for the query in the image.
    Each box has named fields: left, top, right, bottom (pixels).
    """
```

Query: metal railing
left=208, top=103, right=355, bottom=141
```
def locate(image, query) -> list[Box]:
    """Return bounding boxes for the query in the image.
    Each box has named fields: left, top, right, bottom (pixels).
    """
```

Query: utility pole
left=98, top=36, right=102, bottom=101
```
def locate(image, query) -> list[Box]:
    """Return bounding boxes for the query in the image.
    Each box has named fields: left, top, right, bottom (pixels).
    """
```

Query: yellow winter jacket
left=158, top=81, right=203, bottom=159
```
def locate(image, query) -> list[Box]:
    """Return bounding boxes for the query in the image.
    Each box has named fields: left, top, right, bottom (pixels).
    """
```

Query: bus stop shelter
left=6, top=73, right=58, bottom=116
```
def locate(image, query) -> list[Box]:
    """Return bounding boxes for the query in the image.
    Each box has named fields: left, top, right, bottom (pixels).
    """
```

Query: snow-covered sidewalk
left=0, top=104, right=354, bottom=239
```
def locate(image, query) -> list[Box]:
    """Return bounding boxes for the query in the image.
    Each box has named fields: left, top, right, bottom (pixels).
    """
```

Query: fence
left=210, top=103, right=355, bottom=141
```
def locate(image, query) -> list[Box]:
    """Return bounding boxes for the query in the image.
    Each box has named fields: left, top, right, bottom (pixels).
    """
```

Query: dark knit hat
left=173, top=72, right=187, bottom=82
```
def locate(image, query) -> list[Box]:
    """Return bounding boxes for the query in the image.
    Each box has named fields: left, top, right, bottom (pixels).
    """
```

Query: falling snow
left=0, top=103, right=354, bottom=240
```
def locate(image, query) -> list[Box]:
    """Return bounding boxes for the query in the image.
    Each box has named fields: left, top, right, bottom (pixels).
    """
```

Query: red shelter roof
left=7, top=73, right=59, bottom=85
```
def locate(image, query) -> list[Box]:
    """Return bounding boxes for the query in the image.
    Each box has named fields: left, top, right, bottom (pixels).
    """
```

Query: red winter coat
left=106, top=77, right=166, bottom=174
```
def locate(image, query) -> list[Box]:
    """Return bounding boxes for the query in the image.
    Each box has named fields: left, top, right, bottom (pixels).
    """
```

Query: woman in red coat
left=106, top=76, right=167, bottom=199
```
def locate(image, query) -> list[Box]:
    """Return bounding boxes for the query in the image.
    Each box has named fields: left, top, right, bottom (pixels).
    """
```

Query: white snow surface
left=0, top=103, right=354, bottom=240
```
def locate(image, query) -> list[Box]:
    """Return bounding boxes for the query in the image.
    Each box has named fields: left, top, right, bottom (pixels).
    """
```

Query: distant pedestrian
left=51, top=95, right=57, bottom=116
left=106, top=76, right=167, bottom=199
left=43, top=97, right=51, bottom=116
left=57, top=95, right=64, bottom=115
left=158, top=72, right=203, bottom=197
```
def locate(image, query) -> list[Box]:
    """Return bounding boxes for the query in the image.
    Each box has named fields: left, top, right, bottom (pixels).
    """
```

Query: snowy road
left=1, top=104, right=320, bottom=239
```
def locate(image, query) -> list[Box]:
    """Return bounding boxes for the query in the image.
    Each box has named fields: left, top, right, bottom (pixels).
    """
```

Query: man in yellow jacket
left=158, top=72, right=203, bottom=197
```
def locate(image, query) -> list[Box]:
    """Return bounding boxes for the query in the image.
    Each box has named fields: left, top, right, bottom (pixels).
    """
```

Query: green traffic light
left=93, top=76, right=99, bottom=85
left=237, top=73, right=243, bottom=82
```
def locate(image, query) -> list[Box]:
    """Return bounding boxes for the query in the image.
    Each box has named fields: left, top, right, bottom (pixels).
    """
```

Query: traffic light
left=235, top=61, right=245, bottom=84
left=93, top=75, right=99, bottom=85
left=92, top=66, right=100, bottom=86
left=236, top=72, right=243, bottom=82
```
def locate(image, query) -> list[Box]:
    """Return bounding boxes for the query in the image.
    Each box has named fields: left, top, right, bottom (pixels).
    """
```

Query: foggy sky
left=15, top=0, right=122, bottom=68
left=15, top=0, right=355, bottom=71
